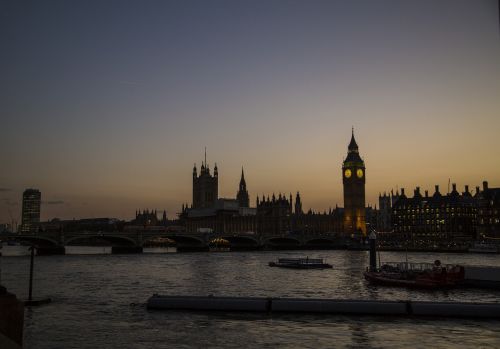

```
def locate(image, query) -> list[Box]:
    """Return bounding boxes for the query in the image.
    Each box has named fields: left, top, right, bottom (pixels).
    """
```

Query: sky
left=1, top=0, right=499, bottom=223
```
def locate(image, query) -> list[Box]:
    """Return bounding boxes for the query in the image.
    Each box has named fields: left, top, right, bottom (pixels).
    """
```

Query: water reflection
left=1, top=250, right=500, bottom=348
left=0, top=245, right=177, bottom=256
left=347, top=321, right=372, bottom=349
left=66, top=246, right=112, bottom=255
left=1, top=245, right=31, bottom=256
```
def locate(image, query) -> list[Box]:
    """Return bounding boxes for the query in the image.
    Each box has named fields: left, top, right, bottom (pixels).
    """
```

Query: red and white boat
left=364, top=260, right=465, bottom=289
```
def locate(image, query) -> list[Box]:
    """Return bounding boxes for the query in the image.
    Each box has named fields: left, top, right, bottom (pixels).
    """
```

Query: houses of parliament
left=180, top=131, right=367, bottom=237
left=179, top=129, right=500, bottom=246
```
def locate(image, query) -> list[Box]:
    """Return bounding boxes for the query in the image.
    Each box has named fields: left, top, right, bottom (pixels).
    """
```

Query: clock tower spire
left=342, top=129, right=366, bottom=237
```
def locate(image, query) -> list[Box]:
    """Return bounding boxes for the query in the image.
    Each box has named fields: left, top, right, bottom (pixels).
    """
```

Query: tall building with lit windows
left=21, top=188, right=41, bottom=233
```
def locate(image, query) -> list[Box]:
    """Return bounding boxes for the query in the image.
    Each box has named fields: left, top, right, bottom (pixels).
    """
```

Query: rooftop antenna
left=448, top=178, right=451, bottom=194
left=204, top=147, right=207, bottom=167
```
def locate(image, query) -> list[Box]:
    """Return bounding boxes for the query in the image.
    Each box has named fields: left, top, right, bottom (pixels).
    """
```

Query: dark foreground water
left=1, top=248, right=500, bottom=348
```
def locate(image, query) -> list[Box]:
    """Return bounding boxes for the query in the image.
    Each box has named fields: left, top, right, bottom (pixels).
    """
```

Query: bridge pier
left=36, top=246, right=65, bottom=255
left=111, top=246, right=143, bottom=254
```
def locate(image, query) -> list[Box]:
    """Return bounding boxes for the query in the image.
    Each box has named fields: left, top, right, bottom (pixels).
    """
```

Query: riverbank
left=0, top=287, right=24, bottom=349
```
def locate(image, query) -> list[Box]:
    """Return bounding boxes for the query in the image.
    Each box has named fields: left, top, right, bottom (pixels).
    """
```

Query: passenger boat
left=268, top=257, right=332, bottom=269
left=364, top=260, right=465, bottom=289
left=209, top=237, right=230, bottom=252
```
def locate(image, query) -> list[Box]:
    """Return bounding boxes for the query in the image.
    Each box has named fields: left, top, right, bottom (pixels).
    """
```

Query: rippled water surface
left=2, top=248, right=500, bottom=348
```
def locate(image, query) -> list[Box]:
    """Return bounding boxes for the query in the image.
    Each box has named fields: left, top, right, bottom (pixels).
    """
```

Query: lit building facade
left=391, top=184, right=476, bottom=248
left=476, top=181, right=500, bottom=239
left=21, top=188, right=41, bottom=233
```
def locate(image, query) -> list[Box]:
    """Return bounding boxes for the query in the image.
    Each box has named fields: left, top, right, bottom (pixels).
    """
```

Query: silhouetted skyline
left=1, top=0, right=499, bottom=221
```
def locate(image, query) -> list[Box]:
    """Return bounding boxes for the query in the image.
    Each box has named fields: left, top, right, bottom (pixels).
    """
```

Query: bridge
left=0, top=230, right=347, bottom=254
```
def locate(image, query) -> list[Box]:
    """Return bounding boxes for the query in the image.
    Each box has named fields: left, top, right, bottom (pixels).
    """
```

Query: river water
left=1, top=247, right=500, bottom=348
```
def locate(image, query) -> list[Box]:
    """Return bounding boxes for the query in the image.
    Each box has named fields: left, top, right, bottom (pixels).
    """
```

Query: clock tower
left=342, top=129, right=366, bottom=236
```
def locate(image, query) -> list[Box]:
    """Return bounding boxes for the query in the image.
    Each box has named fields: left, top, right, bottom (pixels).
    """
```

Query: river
left=1, top=247, right=500, bottom=348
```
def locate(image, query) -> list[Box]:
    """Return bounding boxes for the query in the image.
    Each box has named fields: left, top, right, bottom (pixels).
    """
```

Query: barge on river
left=269, top=258, right=332, bottom=269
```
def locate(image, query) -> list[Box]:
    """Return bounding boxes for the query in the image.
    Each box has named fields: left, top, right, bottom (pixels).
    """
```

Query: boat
left=468, top=242, right=498, bottom=254
left=209, top=237, right=230, bottom=252
left=364, top=260, right=465, bottom=289
left=268, top=257, right=332, bottom=269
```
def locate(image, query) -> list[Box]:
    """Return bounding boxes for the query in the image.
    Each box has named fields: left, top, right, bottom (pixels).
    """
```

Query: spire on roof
left=348, top=127, right=358, bottom=152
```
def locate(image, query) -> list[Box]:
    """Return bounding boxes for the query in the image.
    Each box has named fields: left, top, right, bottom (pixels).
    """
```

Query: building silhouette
left=132, top=209, right=168, bottom=226
left=21, top=188, right=41, bottom=233
left=236, top=168, right=249, bottom=208
left=256, top=193, right=292, bottom=236
left=378, top=192, right=391, bottom=231
left=192, top=150, right=218, bottom=209
left=40, top=217, right=124, bottom=233
left=342, top=129, right=366, bottom=236
left=294, top=192, right=303, bottom=215
left=475, top=181, right=500, bottom=239
left=182, top=132, right=355, bottom=236
left=378, top=190, right=400, bottom=231
left=176, top=131, right=500, bottom=247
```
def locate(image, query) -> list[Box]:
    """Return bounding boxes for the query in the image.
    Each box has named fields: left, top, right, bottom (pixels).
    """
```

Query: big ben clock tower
left=342, top=129, right=366, bottom=236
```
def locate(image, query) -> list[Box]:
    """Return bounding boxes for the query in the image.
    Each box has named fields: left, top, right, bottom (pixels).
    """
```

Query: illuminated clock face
left=357, top=169, right=364, bottom=178
left=344, top=169, right=352, bottom=178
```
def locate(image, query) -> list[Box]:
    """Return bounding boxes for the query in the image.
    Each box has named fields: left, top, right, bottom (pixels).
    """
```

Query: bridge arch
left=142, top=236, right=176, bottom=247
left=147, top=234, right=205, bottom=246
left=65, top=234, right=137, bottom=246
left=304, top=238, right=337, bottom=249
left=5, top=235, right=60, bottom=247
left=264, top=237, right=301, bottom=249
left=217, top=235, right=259, bottom=250
left=163, top=235, right=207, bottom=252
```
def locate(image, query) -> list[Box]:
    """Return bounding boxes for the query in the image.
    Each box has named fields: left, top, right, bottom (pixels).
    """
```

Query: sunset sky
left=1, top=0, right=499, bottom=223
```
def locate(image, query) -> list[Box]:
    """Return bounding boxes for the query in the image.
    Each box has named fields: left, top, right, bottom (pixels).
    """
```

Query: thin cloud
left=2, top=198, right=18, bottom=206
